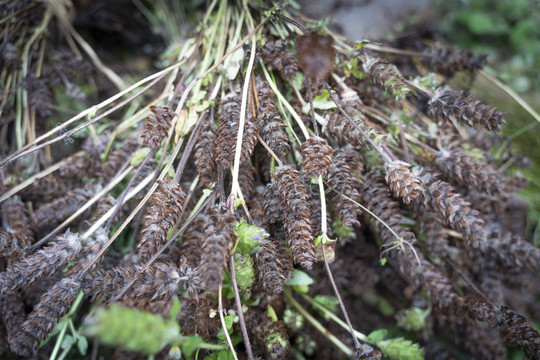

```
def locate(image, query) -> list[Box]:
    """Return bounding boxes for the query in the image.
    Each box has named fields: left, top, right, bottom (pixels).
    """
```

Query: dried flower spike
left=0, top=231, right=29, bottom=259
left=0, top=230, right=82, bottom=295
left=1, top=198, right=34, bottom=245
left=259, top=38, right=298, bottom=80
left=137, top=180, right=185, bottom=263
left=363, top=55, right=410, bottom=99
left=272, top=165, right=316, bottom=269
left=422, top=45, right=487, bottom=78
left=301, top=136, right=333, bottom=178
left=255, top=240, right=293, bottom=293
left=428, top=87, right=506, bottom=132
left=194, top=116, right=218, bottom=187
left=193, top=204, right=235, bottom=291
left=296, top=31, right=335, bottom=81
left=12, top=278, right=81, bottom=356
left=384, top=160, right=423, bottom=204
left=215, top=92, right=241, bottom=168
left=141, top=105, right=174, bottom=149
left=256, top=79, right=290, bottom=158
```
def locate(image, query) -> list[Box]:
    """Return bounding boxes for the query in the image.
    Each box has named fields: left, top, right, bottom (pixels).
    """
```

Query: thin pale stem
left=321, top=245, right=361, bottom=350
left=219, top=283, right=239, bottom=360
left=283, top=289, right=353, bottom=357
left=229, top=255, right=254, bottom=360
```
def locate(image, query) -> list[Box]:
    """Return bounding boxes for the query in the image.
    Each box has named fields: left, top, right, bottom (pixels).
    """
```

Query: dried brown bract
left=259, top=38, right=298, bottom=80
left=0, top=231, right=29, bottom=259
left=83, top=262, right=185, bottom=302
left=1, top=198, right=34, bottom=245
left=435, top=147, right=503, bottom=195
left=295, top=32, right=335, bottom=81
left=141, top=105, right=174, bottom=149
left=255, top=240, right=293, bottom=293
left=194, top=116, right=218, bottom=187
left=326, top=149, right=362, bottom=227
left=13, top=278, right=81, bottom=356
left=137, top=180, right=185, bottom=263
left=422, top=45, right=487, bottom=78
left=215, top=92, right=241, bottom=168
left=413, top=168, right=486, bottom=248
left=301, top=136, right=333, bottom=178
left=325, top=103, right=385, bottom=147
left=177, top=294, right=220, bottom=337
left=30, top=184, right=96, bottom=235
left=256, top=79, right=290, bottom=158
left=362, top=55, right=410, bottom=99
left=272, top=165, right=316, bottom=269
left=0, top=230, right=82, bottom=295
left=1, top=292, right=27, bottom=355
left=384, top=160, right=423, bottom=204
left=428, top=87, right=506, bottom=132
left=464, top=297, right=540, bottom=359
left=60, top=153, right=101, bottom=180
left=193, top=204, right=234, bottom=291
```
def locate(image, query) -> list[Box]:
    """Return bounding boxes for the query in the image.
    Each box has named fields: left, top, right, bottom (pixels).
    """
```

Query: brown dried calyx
left=422, top=45, right=487, bottom=78
left=324, top=103, right=386, bottom=148
left=259, top=38, right=298, bottom=80
left=272, top=165, right=316, bottom=269
left=435, top=147, right=503, bottom=195
left=428, top=87, right=506, bottom=132
left=1, top=292, right=27, bottom=355
left=12, top=278, right=81, bottom=356
left=353, top=344, right=382, bottom=360
left=384, top=160, right=424, bottom=204
left=361, top=172, right=460, bottom=311
left=1, top=198, right=34, bottom=245
left=464, top=296, right=540, bottom=359
left=193, top=204, right=235, bottom=292
left=194, top=115, right=218, bottom=187
left=295, top=31, right=335, bottom=81
left=254, top=239, right=293, bottom=293
left=412, top=168, right=486, bottom=248
left=215, top=91, right=241, bottom=168
left=0, top=230, right=82, bottom=295
left=301, top=136, right=333, bottom=178
left=256, top=79, right=290, bottom=158
left=0, top=231, right=29, bottom=259
left=326, top=149, right=362, bottom=228
left=177, top=294, right=220, bottom=337
left=362, top=55, right=411, bottom=99
left=137, top=179, right=185, bottom=263
left=83, top=262, right=187, bottom=302
left=141, top=105, right=174, bottom=149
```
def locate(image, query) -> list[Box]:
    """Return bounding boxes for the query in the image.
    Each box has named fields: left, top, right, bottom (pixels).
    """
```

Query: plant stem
left=321, top=244, right=361, bottom=350
left=219, top=283, right=239, bottom=360
left=229, top=254, right=254, bottom=360
left=283, top=288, right=353, bottom=357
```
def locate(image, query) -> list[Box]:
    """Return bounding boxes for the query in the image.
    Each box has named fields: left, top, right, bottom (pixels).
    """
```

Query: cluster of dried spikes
left=0, top=12, right=538, bottom=360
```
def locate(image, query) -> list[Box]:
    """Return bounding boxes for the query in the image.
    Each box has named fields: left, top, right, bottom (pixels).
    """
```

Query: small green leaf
left=61, top=334, right=76, bottom=349
left=267, top=305, right=278, bottom=322
left=130, top=147, right=151, bottom=166
left=76, top=335, right=88, bottom=355
left=182, top=335, right=203, bottom=356
left=313, top=295, right=339, bottom=313
left=379, top=258, right=387, bottom=266
left=286, top=269, right=314, bottom=286
left=396, top=307, right=430, bottom=332
left=368, top=329, right=388, bottom=343
left=170, top=297, right=181, bottom=321
left=354, top=40, right=379, bottom=50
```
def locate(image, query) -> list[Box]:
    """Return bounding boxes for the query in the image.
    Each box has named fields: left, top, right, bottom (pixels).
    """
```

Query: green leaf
left=76, top=335, right=88, bottom=355
left=286, top=269, right=314, bottom=286
left=267, top=305, right=278, bottom=322
left=396, top=307, right=430, bottom=332
left=182, top=335, right=203, bottom=356
left=377, top=337, right=424, bottom=360
left=170, top=297, right=181, bottom=321
left=367, top=329, right=388, bottom=343
left=225, top=48, right=244, bottom=80
left=354, top=40, right=379, bottom=50
left=130, top=147, right=151, bottom=166
left=302, top=89, right=336, bottom=112
left=61, top=334, right=76, bottom=349
left=379, top=258, right=387, bottom=266
left=313, top=295, right=339, bottom=313
left=84, top=304, right=180, bottom=355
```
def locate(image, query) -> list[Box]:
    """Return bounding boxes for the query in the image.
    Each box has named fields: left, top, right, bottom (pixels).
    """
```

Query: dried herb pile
left=0, top=1, right=539, bottom=359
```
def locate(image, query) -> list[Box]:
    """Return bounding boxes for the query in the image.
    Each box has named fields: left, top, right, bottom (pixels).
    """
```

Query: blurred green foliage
left=437, top=0, right=540, bottom=92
